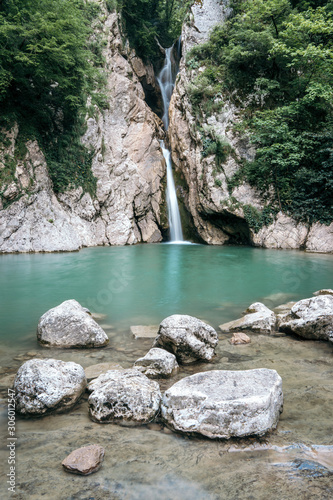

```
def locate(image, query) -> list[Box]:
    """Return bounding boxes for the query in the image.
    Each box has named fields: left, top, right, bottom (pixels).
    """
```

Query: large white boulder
left=88, top=369, right=161, bottom=425
left=14, top=358, right=86, bottom=416
left=161, top=369, right=283, bottom=439
left=153, top=315, right=218, bottom=364
left=133, top=348, right=179, bottom=378
left=219, top=302, right=276, bottom=334
left=278, top=295, right=333, bottom=341
left=37, top=299, right=109, bottom=348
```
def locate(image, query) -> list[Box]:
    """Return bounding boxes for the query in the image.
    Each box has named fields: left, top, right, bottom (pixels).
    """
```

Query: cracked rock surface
left=0, top=10, right=166, bottom=253
left=14, top=358, right=87, bottom=416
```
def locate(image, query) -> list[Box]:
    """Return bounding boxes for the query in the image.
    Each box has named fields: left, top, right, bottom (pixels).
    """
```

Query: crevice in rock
left=202, top=212, right=252, bottom=245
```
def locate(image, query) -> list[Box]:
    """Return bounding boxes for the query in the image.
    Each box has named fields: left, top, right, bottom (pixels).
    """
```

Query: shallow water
left=0, top=244, right=332, bottom=499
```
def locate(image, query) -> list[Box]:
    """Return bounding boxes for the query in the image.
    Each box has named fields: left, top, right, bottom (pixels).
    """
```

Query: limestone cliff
left=0, top=9, right=167, bottom=253
left=168, top=0, right=333, bottom=252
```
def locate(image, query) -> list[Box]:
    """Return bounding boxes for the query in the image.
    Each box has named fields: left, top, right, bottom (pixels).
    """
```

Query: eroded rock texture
left=0, top=8, right=167, bottom=252
left=161, top=369, right=283, bottom=439
left=14, top=358, right=86, bottom=416
left=168, top=0, right=333, bottom=252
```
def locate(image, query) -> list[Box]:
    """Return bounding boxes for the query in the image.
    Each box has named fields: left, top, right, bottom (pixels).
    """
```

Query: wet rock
left=14, top=358, right=86, bottom=416
left=85, top=362, right=124, bottom=382
left=279, top=295, right=333, bottom=341
left=37, top=299, right=109, bottom=348
left=130, top=325, right=159, bottom=339
left=153, top=314, right=218, bottom=364
left=62, top=444, right=105, bottom=476
left=133, top=348, right=179, bottom=378
left=219, top=302, right=276, bottom=335
left=161, top=369, right=283, bottom=439
left=229, top=332, right=251, bottom=345
left=88, top=369, right=161, bottom=425
left=313, top=289, right=333, bottom=297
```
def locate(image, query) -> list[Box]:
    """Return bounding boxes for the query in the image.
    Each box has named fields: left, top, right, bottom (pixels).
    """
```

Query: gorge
left=0, top=1, right=333, bottom=499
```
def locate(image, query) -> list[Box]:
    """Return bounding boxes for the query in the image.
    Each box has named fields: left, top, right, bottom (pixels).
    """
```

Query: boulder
left=84, top=362, right=124, bottom=382
left=88, top=369, right=161, bottom=425
left=153, top=315, right=218, bottom=364
left=37, top=299, right=109, bottom=348
left=133, top=348, right=179, bottom=378
left=229, top=332, right=251, bottom=345
left=62, top=445, right=105, bottom=475
left=278, top=295, right=333, bottom=341
left=161, top=369, right=283, bottom=439
left=219, top=302, right=276, bottom=334
left=14, top=358, right=86, bottom=416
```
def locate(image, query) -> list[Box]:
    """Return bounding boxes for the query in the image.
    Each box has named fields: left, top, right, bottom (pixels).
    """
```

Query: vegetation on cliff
left=187, top=0, right=333, bottom=225
left=0, top=0, right=105, bottom=195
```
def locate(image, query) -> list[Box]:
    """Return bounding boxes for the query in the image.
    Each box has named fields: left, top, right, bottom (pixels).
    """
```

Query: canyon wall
left=168, top=0, right=333, bottom=252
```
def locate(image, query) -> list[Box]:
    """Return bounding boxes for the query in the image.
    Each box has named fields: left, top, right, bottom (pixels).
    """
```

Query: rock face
left=0, top=7, right=167, bottom=253
left=278, top=295, right=333, bottom=341
left=153, top=315, right=218, bottom=364
left=84, top=362, right=124, bottom=382
left=37, top=299, right=109, bottom=348
left=88, top=369, right=161, bottom=424
left=168, top=0, right=333, bottom=252
left=62, top=445, right=105, bottom=476
left=14, top=358, right=86, bottom=416
left=133, top=348, right=179, bottom=378
left=219, top=302, right=276, bottom=335
left=161, top=369, right=283, bottom=439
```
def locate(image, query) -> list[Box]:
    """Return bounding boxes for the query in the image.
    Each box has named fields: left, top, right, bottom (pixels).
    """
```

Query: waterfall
left=157, top=46, right=184, bottom=243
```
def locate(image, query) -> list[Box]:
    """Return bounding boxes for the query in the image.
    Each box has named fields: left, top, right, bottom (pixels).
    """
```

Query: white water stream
left=157, top=46, right=184, bottom=243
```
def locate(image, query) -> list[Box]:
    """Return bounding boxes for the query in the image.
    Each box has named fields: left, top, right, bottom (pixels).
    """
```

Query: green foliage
left=188, top=0, right=333, bottom=224
left=118, top=0, right=190, bottom=61
left=0, top=0, right=104, bottom=194
left=200, top=128, right=232, bottom=167
left=243, top=205, right=275, bottom=233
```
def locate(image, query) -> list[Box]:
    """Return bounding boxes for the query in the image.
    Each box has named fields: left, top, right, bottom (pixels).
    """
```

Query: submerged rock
left=84, top=362, right=124, bottom=382
left=153, top=314, right=218, bottom=364
left=88, top=369, right=161, bottom=425
left=14, top=358, right=86, bottom=416
left=229, top=332, right=251, bottom=345
left=62, top=444, right=105, bottom=476
left=161, top=369, right=283, bottom=439
left=37, top=299, right=109, bottom=348
left=133, top=348, right=179, bottom=378
left=279, top=295, right=333, bottom=341
left=130, top=325, right=159, bottom=339
left=219, top=302, right=276, bottom=334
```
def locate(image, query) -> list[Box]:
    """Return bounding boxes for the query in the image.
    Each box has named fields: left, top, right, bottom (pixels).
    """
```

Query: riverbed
left=0, top=244, right=332, bottom=499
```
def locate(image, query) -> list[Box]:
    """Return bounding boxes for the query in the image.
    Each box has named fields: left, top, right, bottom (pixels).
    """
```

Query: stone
left=85, top=362, right=124, bottom=382
left=37, top=299, right=109, bottom=348
left=219, top=302, right=276, bottom=334
left=167, top=0, right=333, bottom=252
left=313, top=289, right=333, bottom=297
left=229, top=332, right=251, bottom=345
left=14, top=358, right=86, bottom=416
left=153, top=314, right=218, bottom=364
left=88, top=369, right=161, bottom=425
left=278, top=295, right=333, bottom=341
left=161, top=369, right=283, bottom=439
left=133, top=348, right=179, bottom=378
left=0, top=11, right=166, bottom=254
left=130, top=325, right=159, bottom=339
left=62, top=445, right=105, bottom=475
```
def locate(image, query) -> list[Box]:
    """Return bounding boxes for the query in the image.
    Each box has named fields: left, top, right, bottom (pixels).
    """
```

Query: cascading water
left=157, top=46, right=184, bottom=243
